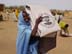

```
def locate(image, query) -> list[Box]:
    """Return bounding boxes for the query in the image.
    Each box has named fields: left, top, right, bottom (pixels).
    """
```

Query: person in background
left=57, top=13, right=64, bottom=23
left=6, top=11, right=10, bottom=20
left=50, top=11, right=63, bottom=23
left=0, top=12, right=3, bottom=21
left=51, top=12, right=63, bottom=23
left=16, top=9, right=42, bottom=54
left=56, top=13, right=70, bottom=37
left=11, top=9, right=18, bottom=22
left=15, top=9, right=19, bottom=19
left=59, top=21, right=69, bottom=37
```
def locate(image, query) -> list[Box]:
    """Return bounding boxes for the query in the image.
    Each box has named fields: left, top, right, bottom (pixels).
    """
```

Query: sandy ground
left=0, top=18, right=72, bottom=54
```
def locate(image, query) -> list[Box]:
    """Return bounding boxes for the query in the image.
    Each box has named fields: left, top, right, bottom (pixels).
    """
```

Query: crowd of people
left=0, top=8, right=19, bottom=22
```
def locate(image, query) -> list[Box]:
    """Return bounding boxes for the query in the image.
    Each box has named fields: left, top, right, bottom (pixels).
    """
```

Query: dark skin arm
left=31, top=16, right=43, bottom=36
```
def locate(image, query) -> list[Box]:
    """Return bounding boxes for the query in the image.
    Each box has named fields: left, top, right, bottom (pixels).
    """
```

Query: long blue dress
left=16, top=11, right=38, bottom=54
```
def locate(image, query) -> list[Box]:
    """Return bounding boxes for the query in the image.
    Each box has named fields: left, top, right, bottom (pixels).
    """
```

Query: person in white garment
left=11, top=9, right=18, bottom=22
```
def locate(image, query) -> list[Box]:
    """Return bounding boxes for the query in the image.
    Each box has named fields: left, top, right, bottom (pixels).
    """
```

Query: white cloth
left=26, top=5, right=61, bottom=37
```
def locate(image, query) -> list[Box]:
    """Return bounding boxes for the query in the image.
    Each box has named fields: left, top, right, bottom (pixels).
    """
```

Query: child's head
left=65, top=24, right=69, bottom=28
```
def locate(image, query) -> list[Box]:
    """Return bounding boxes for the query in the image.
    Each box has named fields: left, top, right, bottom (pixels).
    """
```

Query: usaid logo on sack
left=40, top=13, right=55, bottom=28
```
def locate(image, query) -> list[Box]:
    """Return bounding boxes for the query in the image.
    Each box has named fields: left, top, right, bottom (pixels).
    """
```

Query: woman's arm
left=31, top=16, right=43, bottom=36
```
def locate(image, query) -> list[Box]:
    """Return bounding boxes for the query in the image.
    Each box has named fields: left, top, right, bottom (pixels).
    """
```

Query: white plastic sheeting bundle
left=26, top=5, right=61, bottom=37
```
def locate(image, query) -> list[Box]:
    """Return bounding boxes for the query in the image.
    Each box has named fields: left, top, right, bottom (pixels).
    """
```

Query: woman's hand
left=35, top=16, right=43, bottom=25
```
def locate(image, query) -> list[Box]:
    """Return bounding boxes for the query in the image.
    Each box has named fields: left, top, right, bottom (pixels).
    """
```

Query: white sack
left=26, top=5, right=61, bottom=37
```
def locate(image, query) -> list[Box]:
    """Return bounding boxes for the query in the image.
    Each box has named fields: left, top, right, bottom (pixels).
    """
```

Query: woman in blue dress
left=16, top=10, right=42, bottom=54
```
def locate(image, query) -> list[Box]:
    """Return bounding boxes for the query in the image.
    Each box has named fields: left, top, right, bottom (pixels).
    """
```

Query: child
left=59, top=21, right=69, bottom=37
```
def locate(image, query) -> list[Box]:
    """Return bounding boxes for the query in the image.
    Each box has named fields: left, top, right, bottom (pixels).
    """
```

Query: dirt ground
left=0, top=17, right=72, bottom=54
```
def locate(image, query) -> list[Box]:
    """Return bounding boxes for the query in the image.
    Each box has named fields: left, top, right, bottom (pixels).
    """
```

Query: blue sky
left=0, top=0, right=72, bottom=10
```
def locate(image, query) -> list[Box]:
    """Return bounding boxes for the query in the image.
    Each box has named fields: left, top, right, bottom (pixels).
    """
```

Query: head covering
left=18, top=11, right=31, bottom=29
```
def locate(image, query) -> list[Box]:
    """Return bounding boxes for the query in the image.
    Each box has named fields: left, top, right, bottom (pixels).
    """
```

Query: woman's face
left=22, top=11, right=30, bottom=22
